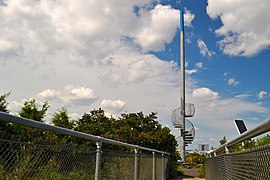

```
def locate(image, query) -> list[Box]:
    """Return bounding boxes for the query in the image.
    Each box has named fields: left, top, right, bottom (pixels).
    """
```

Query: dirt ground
left=173, top=167, right=206, bottom=180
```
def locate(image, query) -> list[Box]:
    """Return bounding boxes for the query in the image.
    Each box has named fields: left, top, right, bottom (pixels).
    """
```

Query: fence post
left=225, top=145, right=231, bottom=154
left=134, top=148, right=139, bottom=180
left=162, top=153, right=165, bottom=180
left=152, top=152, right=156, bottom=180
left=95, top=141, right=102, bottom=180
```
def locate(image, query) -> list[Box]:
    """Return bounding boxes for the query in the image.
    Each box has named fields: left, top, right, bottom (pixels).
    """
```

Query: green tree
left=19, top=98, right=49, bottom=122
left=0, top=92, right=11, bottom=131
left=10, top=98, right=50, bottom=137
left=52, top=107, right=74, bottom=129
left=0, top=92, right=10, bottom=113
left=219, top=136, right=227, bottom=146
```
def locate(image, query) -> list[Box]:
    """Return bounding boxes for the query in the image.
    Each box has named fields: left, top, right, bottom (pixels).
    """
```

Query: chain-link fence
left=0, top=112, right=169, bottom=180
left=0, top=130, right=169, bottom=180
left=206, top=143, right=270, bottom=180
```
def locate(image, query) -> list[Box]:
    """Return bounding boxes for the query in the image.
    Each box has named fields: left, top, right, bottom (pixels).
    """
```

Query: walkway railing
left=0, top=112, right=169, bottom=180
left=206, top=117, right=270, bottom=180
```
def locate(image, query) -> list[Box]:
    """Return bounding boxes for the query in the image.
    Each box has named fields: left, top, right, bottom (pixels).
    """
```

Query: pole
left=152, top=152, right=156, bottom=180
left=95, top=141, right=102, bottom=180
left=134, top=148, right=139, bottom=180
left=180, top=10, right=186, bottom=162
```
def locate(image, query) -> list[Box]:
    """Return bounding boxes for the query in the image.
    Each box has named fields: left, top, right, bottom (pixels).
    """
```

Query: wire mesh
left=101, top=149, right=135, bottom=179
left=0, top=131, right=96, bottom=180
left=0, top=130, right=169, bottom=179
left=206, top=144, right=270, bottom=180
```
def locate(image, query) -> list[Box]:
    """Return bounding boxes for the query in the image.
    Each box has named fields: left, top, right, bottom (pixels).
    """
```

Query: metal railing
left=206, top=117, right=270, bottom=180
left=0, top=112, right=169, bottom=180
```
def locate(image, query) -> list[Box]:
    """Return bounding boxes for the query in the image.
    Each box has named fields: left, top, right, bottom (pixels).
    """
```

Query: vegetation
left=0, top=92, right=179, bottom=179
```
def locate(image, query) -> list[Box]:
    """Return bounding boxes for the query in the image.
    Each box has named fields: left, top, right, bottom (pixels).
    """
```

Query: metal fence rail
left=206, top=117, right=270, bottom=180
left=0, top=112, right=169, bottom=180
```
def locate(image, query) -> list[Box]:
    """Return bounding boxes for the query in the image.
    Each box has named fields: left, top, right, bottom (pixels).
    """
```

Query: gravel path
left=173, top=167, right=206, bottom=180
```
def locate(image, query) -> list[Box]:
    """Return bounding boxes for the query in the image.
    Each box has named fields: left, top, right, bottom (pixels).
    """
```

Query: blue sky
left=0, top=0, right=269, bottom=150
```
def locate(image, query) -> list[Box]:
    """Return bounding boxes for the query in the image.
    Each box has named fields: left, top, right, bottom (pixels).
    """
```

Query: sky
left=1, top=0, right=270, bottom=150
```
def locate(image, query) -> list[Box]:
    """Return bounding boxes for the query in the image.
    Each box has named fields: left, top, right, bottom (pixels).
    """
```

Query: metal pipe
left=134, top=148, right=139, bottom=180
left=180, top=10, right=186, bottom=162
left=152, top=152, right=156, bottom=180
left=0, top=112, right=169, bottom=155
left=211, top=117, right=270, bottom=155
left=162, top=154, right=165, bottom=180
left=95, top=141, right=102, bottom=180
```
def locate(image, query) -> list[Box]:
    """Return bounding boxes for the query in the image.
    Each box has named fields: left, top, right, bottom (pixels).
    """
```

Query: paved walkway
left=173, top=167, right=206, bottom=180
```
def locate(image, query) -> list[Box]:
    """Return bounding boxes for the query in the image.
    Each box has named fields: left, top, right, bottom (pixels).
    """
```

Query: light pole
left=179, top=10, right=186, bottom=162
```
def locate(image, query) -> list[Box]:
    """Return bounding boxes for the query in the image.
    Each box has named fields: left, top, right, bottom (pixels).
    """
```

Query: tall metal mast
left=180, top=11, right=186, bottom=162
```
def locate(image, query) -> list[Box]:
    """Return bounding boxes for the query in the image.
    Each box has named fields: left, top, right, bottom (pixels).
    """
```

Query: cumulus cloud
left=36, top=86, right=98, bottom=106
left=192, top=87, right=219, bottom=100
left=189, top=87, right=268, bottom=132
left=101, top=99, right=126, bottom=113
left=228, top=78, right=239, bottom=86
left=207, top=0, right=270, bottom=56
left=257, top=91, right=268, bottom=99
left=197, top=39, right=214, bottom=57
left=134, top=4, right=179, bottom=52
left=134, top=5, right=195, bottom=52
left=98, top=48, right=179, bottom=87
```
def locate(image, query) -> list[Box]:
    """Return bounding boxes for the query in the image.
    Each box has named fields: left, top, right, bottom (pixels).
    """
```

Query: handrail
left=210, top=116, right=270, bottom=155
left=0, top=111, right=169, bottom=155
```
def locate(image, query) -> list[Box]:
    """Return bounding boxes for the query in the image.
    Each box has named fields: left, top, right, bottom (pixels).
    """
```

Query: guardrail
left=0, top=112, right=169, bottom=180
left=209, top=117, right=270, bottom=155
left=206, top=117, right=270, bottom=180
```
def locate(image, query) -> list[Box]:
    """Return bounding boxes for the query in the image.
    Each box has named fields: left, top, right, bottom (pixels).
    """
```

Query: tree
left=19, top=99, right=49, bottom=122
left=52, top=107, right=74, bottom=129
left=219, top=136, right=227, bottom=146
left=0, top=92, right=11, bottom=131
left=0, top=92, right=10, bottom=113
left=10, top=98, right=50, bottom=137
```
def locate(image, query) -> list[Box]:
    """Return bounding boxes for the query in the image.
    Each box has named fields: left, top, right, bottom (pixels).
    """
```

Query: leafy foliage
left=52, top=107, right=74, bottom=129
left=0, top=92, right=11, bottom=131
left=256, top=135, right=270, bottom=146
left=0, top=92, right=10, bottom=113
left=19, top=99, right=49, bottom=122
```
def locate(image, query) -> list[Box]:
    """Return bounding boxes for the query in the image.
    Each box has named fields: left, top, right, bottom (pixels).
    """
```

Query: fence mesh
left=0, top=130, right=168, bottom=179
left=206, top=144, right=270, bottom=180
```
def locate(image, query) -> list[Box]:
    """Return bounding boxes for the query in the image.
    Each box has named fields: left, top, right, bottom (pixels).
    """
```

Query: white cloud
left=228, top=78, right=239, bottom=86
left=134, top=4, right=179, bottom=52
left=185, top=69, right=198, bottom=75
left=36, top=86, right=98, bottom=106
left=101, top=99, right=126, bottom=113
left=189, top=87, right=268, bottom=138
left=184, top=10, right=195, bottom=28
left=197, top=39, right=214, bottom=57
left=195, top=62, right=203, bottom=69
left=257, top=91, right=268, bottom=99
left=207, top=0, right=270, bottom=56
left=235, top=93, right=252, bottom=99
left=36, top=89, right=61, bottom=101
left=63, top=86, right=98, bottom=105
left=192, top=87, right=219, bottom=100
left=98, top=48, right=179, bottom=87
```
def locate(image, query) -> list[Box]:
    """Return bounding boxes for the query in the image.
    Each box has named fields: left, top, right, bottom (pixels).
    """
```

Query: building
left=198, top=144, right=209, bottom=152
